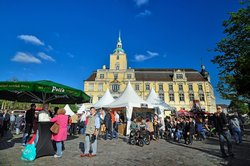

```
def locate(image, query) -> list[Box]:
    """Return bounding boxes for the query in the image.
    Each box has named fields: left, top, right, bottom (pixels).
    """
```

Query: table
left=36, top=122, right=55, bottom=158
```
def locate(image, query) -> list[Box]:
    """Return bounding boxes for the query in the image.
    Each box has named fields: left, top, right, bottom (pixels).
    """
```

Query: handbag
left=50, top=123, right=59, bottom=134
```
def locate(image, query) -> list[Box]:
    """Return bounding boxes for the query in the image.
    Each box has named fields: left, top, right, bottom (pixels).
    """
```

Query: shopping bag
left=50, top=123, right=59, bottom=134
left=21, top=144, right=36, bottom=161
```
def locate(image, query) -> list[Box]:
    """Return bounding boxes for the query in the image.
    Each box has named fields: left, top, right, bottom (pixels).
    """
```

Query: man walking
left=80, top=107, right=100, bottom=157
left=214, top=106, right=234, bottom=158
left=3, top=110, right=10, bottom=135
left=22, top=104, right=35, bottom=146
left=10, top=111, right=16, bottom=132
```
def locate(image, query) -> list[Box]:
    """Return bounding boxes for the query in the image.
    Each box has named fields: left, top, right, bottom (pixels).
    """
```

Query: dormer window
left=100, top=74, right=104, bottom=79
left=176, top=74, right=183, bottom=79
left=127, top=74, right=132, bottom=79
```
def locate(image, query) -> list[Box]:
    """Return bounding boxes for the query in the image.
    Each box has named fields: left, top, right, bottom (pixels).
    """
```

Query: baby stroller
left=129, top=128, right=150, bottom=147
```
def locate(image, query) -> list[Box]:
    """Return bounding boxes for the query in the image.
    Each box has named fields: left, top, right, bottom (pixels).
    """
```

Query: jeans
left=34, top=130, right=39, bottom=146
left=198, top=131, right=206, bottom=140
left=232, top=128, right=242, bottom=144
left=10, top=121, right=15, bottom=131
left=22, top=123, right=33, bottom=144
left=80, top=125, right=86, bottom=135
left=219, top=130, right=233, bottom=155
left=85, top=134, right=97, bottom=155
left=175, top=130, right=182, bottom=142
left=70, top=123, right=77, bottom=135
left=106, top=128, right=113, bottom=140
left=153, top=125, right=159, bottom=139
left=56, top=141, right=62, bottom=156
left=113, top=122, right=119, bottom=139
left=16, top=128, right=20, bottom=135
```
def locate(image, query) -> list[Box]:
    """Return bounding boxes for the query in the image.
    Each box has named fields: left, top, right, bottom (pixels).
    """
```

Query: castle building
left=84, top=34, right=216, bottom=112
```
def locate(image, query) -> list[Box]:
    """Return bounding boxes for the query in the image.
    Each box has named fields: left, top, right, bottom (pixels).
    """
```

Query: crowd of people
left=0, top=104, right=247, bottom=159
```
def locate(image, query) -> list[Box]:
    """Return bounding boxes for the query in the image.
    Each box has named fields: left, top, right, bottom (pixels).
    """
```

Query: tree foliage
left=229, top=100, right=249, bottom=114
left=212, top=3, right=250, bottom=104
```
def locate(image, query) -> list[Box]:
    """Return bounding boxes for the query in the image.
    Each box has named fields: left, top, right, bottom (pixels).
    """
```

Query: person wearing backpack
left=80, top=107, right=100, bottom=157
left=229, top=114, right=242, bottom=144
left=214, top=106, right=234, bottom=158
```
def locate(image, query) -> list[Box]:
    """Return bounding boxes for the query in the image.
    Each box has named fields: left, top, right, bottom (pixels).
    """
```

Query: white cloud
left=134, top=50, right=159, bottom=62
left=67, top=52, right=75, bottom=58
left=11, top=52, right=41, bottom=64
left=37, top=52, right=55, bottom=62
left=17, top=35, right=44, bottom=46
left=47, top=45, right=53, bottom=51
left=134, top=0, right=149, bottom=7
left=147, top=51, right=159, bottom=56
left=136, top=10, right=152, bottom=18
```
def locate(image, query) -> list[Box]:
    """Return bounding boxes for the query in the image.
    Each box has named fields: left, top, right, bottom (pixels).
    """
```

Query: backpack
left=21, top=144, right=36, bottom=161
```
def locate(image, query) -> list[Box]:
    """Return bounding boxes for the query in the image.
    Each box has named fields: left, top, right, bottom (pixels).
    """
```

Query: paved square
left=1, top=129, right=250, bottom=166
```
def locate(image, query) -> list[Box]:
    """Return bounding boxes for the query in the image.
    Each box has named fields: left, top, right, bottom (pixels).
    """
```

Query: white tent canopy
left=64, top=104, right=75, bottom=116
left=93, top=89, right=115, bottom=109
left=146, top=88, right=173, bottom=129
left=77, top=104, right=86, bottom=114
left=106, top=82, right=153, bottom=134
left=146, top=88, right=172, bottom=110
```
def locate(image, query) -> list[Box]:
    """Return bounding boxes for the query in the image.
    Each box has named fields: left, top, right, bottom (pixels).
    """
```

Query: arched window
left=115, top=63, right=120, bottom=70
left=111, top=84, right=120, bottom=92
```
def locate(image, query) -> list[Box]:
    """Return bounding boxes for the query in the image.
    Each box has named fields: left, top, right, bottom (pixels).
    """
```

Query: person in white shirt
left=38, top=104, right=51, bottom=122
left=113, top=111, right=120, bottom=139
left=79, top=111, right=86, bottom=134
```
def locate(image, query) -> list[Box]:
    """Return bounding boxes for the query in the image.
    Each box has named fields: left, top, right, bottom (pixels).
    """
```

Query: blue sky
left=0, top=0, right=244, bottom=104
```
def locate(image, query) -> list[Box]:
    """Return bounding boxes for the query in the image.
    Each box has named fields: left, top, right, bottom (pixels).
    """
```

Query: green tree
left=229, top=100, right=249, bottom=114
left=212, top=3, right=250, bottom=104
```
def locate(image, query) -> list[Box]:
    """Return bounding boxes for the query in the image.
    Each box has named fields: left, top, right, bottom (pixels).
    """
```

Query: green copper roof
left=113, top=47, right=125, bottom=53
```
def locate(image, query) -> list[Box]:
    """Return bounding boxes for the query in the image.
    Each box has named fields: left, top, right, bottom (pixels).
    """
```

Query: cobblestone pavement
left=0, top=128, right=250, bottom=166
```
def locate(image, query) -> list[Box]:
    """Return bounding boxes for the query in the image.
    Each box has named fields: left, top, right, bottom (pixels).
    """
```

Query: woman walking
left=50, top=108, right=68, bottom=158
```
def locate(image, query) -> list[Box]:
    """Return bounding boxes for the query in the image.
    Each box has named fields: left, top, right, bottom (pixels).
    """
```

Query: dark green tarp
left=0, top=80, right=90, bottom=104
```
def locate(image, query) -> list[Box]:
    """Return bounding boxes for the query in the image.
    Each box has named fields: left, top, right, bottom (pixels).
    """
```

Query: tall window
left=159, top=84, right=163, bottom=91
left=178, top=84, right=183, bottom=91
left=179, top=93, right=185, bottom=101
left=127, top=74, right=132, bottom=79
left=117, top=55, right=119, bottom=60
left=159, top=93, right=164, bottom=101
left=98, top=83, right=103, bottom=91
left=135, top=84, right=140, bottom=91
left=115, top=64, right=120, bottom=70
left=111, top=84, right=120, bottom=92
left=169, top=93, right=175, bottom=101
left=199, top=94, right=205, bottom=101
left=89, top=83, right=94, bottom=91
left=89, top=96, right=93, bottom=103
left=198, top=84, right=203, bottom=91
left=176, top=74, right=183, bottom=79
left=188, top=84, right=193, bottom=91
left=114, top=73, right=118, bottom=80
left=189, top=93, right=194, bottom=102
left=146, top=84, right=150, bottom=90
left=169, top=84, right=173, bottom=91
left=100, top=74, right=104, bottom=79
